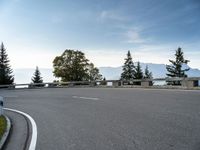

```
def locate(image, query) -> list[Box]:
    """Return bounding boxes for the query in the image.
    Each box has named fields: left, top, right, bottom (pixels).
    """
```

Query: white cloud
left=84, top=43, right=200, bottom=69
left=125, top=29, right=145, bottom=44
left=84, top=49, right=125, bottom=67
left=99, top=10, right=128, bottom=22
left=5, top=40, right=200, bottom=70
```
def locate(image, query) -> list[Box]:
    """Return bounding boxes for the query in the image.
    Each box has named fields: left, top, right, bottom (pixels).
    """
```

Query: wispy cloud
left=125, top=29, right=145, bottom=44
left=99, top=10, right=128, bottom=22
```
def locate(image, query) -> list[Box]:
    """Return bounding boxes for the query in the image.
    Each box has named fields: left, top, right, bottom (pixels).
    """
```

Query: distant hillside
left=99, top=63, right=200, bottom=80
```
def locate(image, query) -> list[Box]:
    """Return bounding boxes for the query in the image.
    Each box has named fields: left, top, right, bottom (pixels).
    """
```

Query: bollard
left=0, top=97, right=4, bottom=116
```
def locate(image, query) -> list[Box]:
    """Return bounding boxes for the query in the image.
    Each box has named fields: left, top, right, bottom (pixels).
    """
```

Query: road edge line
left=4, top=108, right=37, bottom=150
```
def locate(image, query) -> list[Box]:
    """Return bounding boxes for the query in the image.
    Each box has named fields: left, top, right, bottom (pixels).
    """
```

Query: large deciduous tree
left=53, top=49, right=102, bottom=81
left=0, top=42, right=14, bottom=85
left=87, top=63, right=102, bottom=81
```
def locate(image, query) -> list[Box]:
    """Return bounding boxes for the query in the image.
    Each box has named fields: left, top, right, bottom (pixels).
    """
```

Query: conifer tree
left=120, top=51, right=135, bottom=80
left=144, top=65, right=153, bottom=79
left=32, top=66, right=43, bottom=83
left=134, top=62, right=143, bottom=79
left=166, top=47, right=190, bottom=78
left=0, top=42, right=14, bottom=85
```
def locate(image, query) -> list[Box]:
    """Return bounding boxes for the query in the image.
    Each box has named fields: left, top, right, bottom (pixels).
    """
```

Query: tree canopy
left=166, top=47, right=190, bottom=78
left=134, top=62, right=143, bottom=79
left=0, top=42, right=14, bottom=85
left=32, top=66, right=43, bottom=83
left=144, top=65, right=153, bottom=79
left=120, top=50, right=135, bottom=80
left=87, top=63, right=102, bottom=81
left=53, top=49, right=102, bottom=81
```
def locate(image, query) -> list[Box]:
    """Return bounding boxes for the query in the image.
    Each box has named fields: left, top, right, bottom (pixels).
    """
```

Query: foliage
left=134, top=62, right=143, bottom=79
left=0, top=42, right=14, bottom=85
left=87, top=63, right=102, bottom=81
left=166, top=47, right=190, bottom=85
left=32, top=66, right=43, bottom=83
left=144, top=65, right=153, bottom=79
left=120, top=51, right=135, bottom=80
left=53, top=49, right=102, bottom=81
left=166, top=47, right=190, bottom=78
left=100, top=77, right=107, bottom=85
left=0, top=115, right=6, bottom=140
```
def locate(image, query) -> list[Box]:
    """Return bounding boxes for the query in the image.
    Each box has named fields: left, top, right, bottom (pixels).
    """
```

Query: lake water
left=12, top=69, right=200, bottom=86
left=13, top=68, right=56, bottom=84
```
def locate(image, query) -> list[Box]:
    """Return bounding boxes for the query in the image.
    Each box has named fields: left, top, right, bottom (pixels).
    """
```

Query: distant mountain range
left=99, top=63, right=200, bottom=80
left=13, top=63, right=200, bottom=84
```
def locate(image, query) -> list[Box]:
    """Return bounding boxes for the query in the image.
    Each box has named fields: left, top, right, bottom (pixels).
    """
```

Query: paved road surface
left=0, top=88, right=200, bottom=150
left=3, top=110, right=30, bottom=150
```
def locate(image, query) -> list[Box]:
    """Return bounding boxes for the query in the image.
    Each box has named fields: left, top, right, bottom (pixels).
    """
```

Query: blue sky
left=0, top=0, right=200, bottom=69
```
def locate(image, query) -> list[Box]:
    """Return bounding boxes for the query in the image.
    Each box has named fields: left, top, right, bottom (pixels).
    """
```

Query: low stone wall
left=0, top=77, right=199, bottom=90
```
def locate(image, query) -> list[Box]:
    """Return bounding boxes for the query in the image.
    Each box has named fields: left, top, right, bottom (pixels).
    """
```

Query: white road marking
left=2, top=96, right=18, bottom=98
left=72, top=96, right=99, bottom=100
left=4, top=108, right=37, bottom=150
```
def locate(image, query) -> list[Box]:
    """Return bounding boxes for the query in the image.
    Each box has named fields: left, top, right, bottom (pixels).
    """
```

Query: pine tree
left=120, top=50, right=135, bottom=80
left=32, top=66, right=43, bottom=83
left=144, top=65, right=153, bottom=79
left=134, top=62, right=143, bottom=79
left=166, top=47, right=189, bottom=77
left=0, top=42, right=14, bottom=85
left=166, top=47, right=189, bottom=85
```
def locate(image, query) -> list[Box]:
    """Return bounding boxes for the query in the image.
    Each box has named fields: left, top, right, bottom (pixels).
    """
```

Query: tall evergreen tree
left=166, top=47, right=190, bottom=78
left=144, top=65, right=153, bottom=79
left=0, top=42, right=14, bottom=85
left=120, top=50, right=135, bottom=80
left=166, top=47, right=190, bottom=85
left=32, top=66, right=43, bottom=83
left=134, top=62, right=143, bottom=79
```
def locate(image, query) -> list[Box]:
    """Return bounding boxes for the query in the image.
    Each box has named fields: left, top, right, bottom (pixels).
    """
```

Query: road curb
left=0, top=115, right=11, bottom=149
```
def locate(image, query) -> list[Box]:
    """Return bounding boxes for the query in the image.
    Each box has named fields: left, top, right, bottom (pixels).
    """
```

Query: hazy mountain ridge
left=99, top=63, right=200, bottom=80
left=13, top=63, right=200, bottom=84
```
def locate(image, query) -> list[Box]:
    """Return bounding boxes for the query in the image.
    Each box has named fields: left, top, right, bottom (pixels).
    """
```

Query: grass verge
left=0, top=115, right=7, bottom=140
